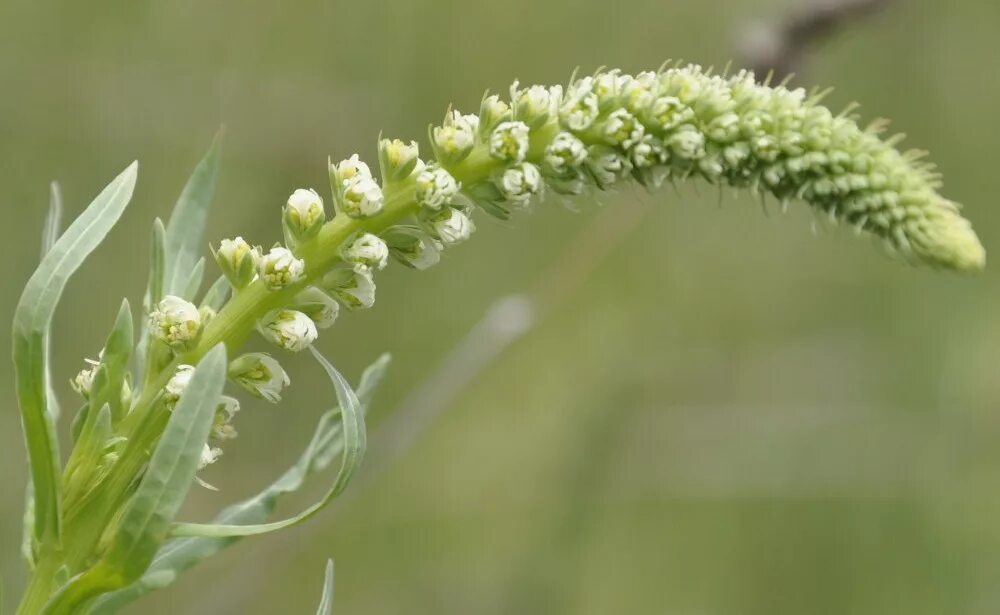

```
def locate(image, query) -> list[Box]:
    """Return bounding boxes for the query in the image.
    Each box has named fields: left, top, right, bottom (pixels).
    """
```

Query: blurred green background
left=2, top=0, right=999, bottom=612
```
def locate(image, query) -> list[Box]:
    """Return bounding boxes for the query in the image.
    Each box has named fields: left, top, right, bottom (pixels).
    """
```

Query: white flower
left=214, top=237, right=260, bottom=289
left=432, top=110, right=478, bottom=163
left=260, top=309, right=318, bottom=352
left=478, top=94, right=512, bottom=135
left=259, top=246, right=305, bottom=290
left=602, top=108, right=645, bottom=149
left=335, top=154, right=373, bottom=185
left=284, top=188, right=326, bottom=238
left=229, top=353, right=290, bottom=403
left=164, top=364, right=195, bottom=406
left=489, top=121, right=530, bottom=163
left=623, top=71, right=656, bottom=113
left=667, top=125, right=706, bottom=160
left=150, top=296, right=202, bottom=348
left=212, top=396, right=240, bottom=441
left=510, top=81, right=555, bottom=127
left=378, top=138, right=420, bottom=181
left=292, top=287, right=340, bottom=329
left=631, top=135, right=668, bottom=168
left=322, top=265, right=376, bottom=309
left=559, top=78, right=600, bottom=131
left=586, top=146, right=632, bottom=188
left=544, top=132, right=588, bottom=174
left=415, top=165, right=460, bottom=210
left=649, top=96, right=694, bottom=131
left=198, top=444, right=223, bottom=470
left=343, top=233, right=389, bottom=271
left=71, top=359, right=100, bottom=399
left=499, top=162, right=543, bottom=204
left=431, top=208, right=475, bottom=245
left=342, top=175, right=384, bottom=218
left=383, top=227, right=441, bottom=270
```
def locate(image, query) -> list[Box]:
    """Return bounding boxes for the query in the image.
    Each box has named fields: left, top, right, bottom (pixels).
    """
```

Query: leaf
left=90, top=354, right=390, bottom=614
left=148, top=218, right=167, bottom=309
left=13, top=161, right=138, bottom=546
left=163, top=130, right=222, bottom=296
left=41, top=346, right=228, bottom=613
left=316, top=559, right=334, bottom=615
left=171, top=347, right=367, bottom=538
left=200, top=275, right=231, bottom=312
left=181, top=257, right=206, bottom=302
left=41, top=181, right=63, bottom=259
left=94, top=300, right=133, bottom=423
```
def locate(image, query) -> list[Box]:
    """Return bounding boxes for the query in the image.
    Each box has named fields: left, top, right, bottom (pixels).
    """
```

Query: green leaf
left=41, top=181, right=63, bottom=259
left=148, top=218, right=167, bottom=309
left=163, top=130, right=222, bottom=296
left=13, top=161, right=138, bottom=546
left=41, top=346, right=228, bottom=613
left=181, top=257, right=206, bottom=302
left=316, top=560, right=334, bottom=615
left=89, top=355, right=390, bottom=614
left=171, top=347, right=367, bottom=538
left=94, top=300, right=133, bottom=423
left=200, top=275, right=231, bottom=313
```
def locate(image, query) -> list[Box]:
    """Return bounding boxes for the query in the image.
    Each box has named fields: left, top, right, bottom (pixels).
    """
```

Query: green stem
left=16, top=548, right=59, bottom=615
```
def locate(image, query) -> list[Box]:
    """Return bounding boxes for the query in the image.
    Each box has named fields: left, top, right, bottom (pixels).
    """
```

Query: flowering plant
left=11, top=64, right=983, bottom=614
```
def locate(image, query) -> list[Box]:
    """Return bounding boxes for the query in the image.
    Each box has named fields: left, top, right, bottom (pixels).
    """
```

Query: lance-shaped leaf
left=13, top=161, right=137, bottom=546
left=171, top=347, right=367, bottom=537
left=316, top=560, right=334, bottom=615
left=90, top=355, right=389, bottom=614
left=41, top=345, right=228, bottom=613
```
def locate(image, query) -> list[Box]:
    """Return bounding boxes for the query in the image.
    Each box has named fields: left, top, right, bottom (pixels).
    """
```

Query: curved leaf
left=170, top=346, right=367, bottom=538
left=13, top=161, right=138, bottom=545
left=316, top=560, right=334, bottom=615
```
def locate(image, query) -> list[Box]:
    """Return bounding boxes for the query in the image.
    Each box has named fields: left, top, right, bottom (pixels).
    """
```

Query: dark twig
left=739, top=0, right=895, bottom=81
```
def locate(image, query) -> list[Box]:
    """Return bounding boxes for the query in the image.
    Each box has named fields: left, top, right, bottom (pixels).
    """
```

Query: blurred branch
left=739, top=0, right=895, bottom=81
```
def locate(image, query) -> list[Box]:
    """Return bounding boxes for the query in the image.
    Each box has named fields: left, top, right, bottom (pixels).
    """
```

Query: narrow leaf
left=171, top=347, right=367, bottom=537
left=41, top=181, right=63, bottom=258
left=181, top=257, right=206, bottom=302
left=148, top=218, right=167, bottom=309
left=90, top=355, right=390, bottom=613
left=13, top=161, right=138, bottom=545
left=163, top=130, right=222, bottom=296
left=316, top=559, right=334, bottom=615
left=200, top=275, right=231, bottom=313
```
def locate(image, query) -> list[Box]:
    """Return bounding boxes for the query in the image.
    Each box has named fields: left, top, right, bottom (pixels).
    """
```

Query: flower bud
left=498, top=162, right=543, bottom=204
left=342, top=175, right=385, bottom=218
left=212, top=396, right=240, bottom=441
left=559, top=77, right=600, bottom=131
left=164, top=364, right=195, bottom=406
left=71, top=359, right=100, bottom=399
left=510, top=81, right=555, bottom=129
left=489, top=121, right=530, bottom=163
left=602, top=108, right=645, bottom=149
left=631, top=135, right=668, bottom=169
left=322, top=265, right=377, bottom=309
left=258, top=246, right=305, bottom=290
left=283, top=189, right=326, bottom=242
left=229, top=353, right=290, bottom=403
left=290, top=287, right=340, bottom=329
left=415, top=165, right=460, bottom=210
left=382, top=226, right=441, bottom=270
left=544, top=131, right=588, bottom=176
left=378, top=138, right=420, bottom=182
left=431, top=110, right=478, bottom=165
left=343, top=232, right=389, bottom=271
left=334, top=154, right=373, bottom=185
left=213, top=237, right=260, bottom=289
left=647, top=96, right=695, bottom=132
left=429, top=207, right=475, bottom=245
left=478, top=94, right=512, bottom=138
left=260, top=309, right=318, bottom=352
left=150, top=295, right=202, bottom=349
left=667, top=124, right=706, bottom=160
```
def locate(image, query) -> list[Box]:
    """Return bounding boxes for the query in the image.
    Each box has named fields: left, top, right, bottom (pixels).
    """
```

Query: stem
left=16, top=549, right=59, bottom=615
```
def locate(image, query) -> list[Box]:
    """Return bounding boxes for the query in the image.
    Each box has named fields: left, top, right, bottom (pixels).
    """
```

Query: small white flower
left=259, top=246, right=305, bottom=290
left=342, top=175, right=385, bottom=218
left=415, top=165, right=460, bottom=210
left=198, top=443, right=223, bottom=470
left=212, top=396, right=240, bottom=441
left=335, top=154, right=373, bottom=185
left=292, top=287, right=340, bottom=329
left=71, top=359, right=100, bottom=399
left=649, top=96, right=694, bottom=131
left=214, top=237, right=260, bottom=289
left=623, top=72, right=656, bottom=113
left=499, top=162, right=543, bottom=204
left=431, top=208, right=475, bottom=245
left=150, top=296, right=202, bottom=348
left=667, top=125, right=706, bottom=160
left=544, top=132, right=588, bottom=174
left=164, top=364, right=195, bottom=406
left=559, top=78, right=600, bottom=131
left=478, top=94, right=512, bottom=136
left=432, top=110, right=479, bottom=163
left=510, top=81, right=555, bottom=127
left=343, top=233, right=389, bottom=271
left=260, top=309, right=319, bottom=352
left=229, top=353, right=290, bottom=403
left=383, top=227, right=441, bottom=270
left=284, top=188, right=326, bottom=237
left=586, top=146, right=632, bottom=188
left=378, top=138, right=420, bottom=181
left=322, top=265, right=376, bottom=309
left=631, top=135, right=668, bottom=168
left=603, top=108, right=645, bottom=149
left=489, top=121, right=530, bottom=163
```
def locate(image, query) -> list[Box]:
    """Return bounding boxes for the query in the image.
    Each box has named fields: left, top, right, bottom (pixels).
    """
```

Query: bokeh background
left=2, top=0, right=999, bottom=613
